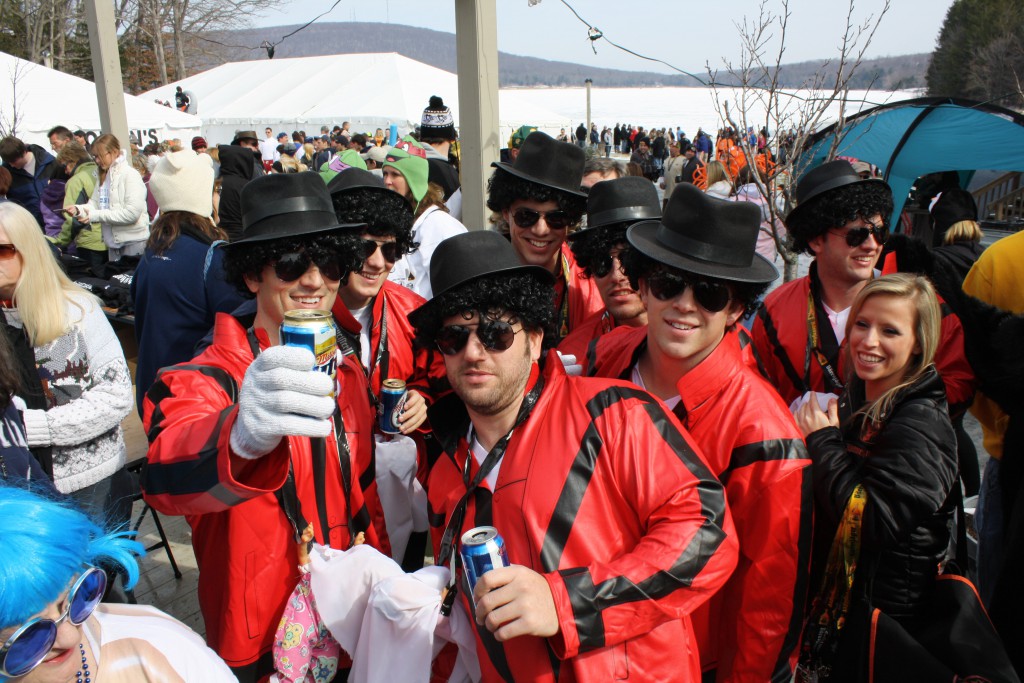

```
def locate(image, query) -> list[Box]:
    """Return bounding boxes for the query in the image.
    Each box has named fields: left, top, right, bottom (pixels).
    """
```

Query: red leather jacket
left=584, top=325, right=812, bottom=681
left=555, top=244, right=604, bottom=342
left=751, top=266, right=975, bottom=413
left=141, top=313, right=383, bottom=668
left=428, top=356, right=738, bottom=682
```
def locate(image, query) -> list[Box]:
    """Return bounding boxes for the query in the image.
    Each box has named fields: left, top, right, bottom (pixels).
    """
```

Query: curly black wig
left=621, top=248, right=769, bottom=320
left=568, top=223, right=629, bottom=279
left=223, top=231, right=368, bottom=297
left=411, top=272, right=555, bottom=349
left=485, top=168, right=587, bottom=223
left=787, top=182, right=894, bottom=254
left=331, top=187, right=418, bottom=257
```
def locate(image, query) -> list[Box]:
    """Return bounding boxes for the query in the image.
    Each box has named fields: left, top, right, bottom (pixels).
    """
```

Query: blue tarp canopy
left=799, top=96, right=1024, bottom=230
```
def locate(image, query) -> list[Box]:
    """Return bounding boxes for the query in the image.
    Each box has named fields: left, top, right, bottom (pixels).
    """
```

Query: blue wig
left=0, top=486, right=144, bottom=630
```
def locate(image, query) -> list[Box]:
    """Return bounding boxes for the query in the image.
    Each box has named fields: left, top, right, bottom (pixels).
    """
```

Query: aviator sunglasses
left=646, top=270, right=732, bottom=313
left=511, top=208, right=573, bottom=231
left=590, top=252, right=625, bottom=279
left=272, top=246, right=370, bottom=283
left=361, top=238, right=401, bottom=264
left=832, top=222, right=889, bottom=248
left=0, top=244, right=17, bottom=260
left=435, top=318, right=520, bottom=356
left=0, top=566, right=106, bottom=677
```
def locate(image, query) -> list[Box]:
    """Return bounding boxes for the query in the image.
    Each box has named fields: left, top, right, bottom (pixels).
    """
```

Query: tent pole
left=454, top=0, right=500, bottom=231
left=84, top=0, right=130, bottom=148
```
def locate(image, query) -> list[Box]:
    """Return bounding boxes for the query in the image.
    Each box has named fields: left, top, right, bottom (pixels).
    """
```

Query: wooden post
left=84, top=0, right=130, bottom=147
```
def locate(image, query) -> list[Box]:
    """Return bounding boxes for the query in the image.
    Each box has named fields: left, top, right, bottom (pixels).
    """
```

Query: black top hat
left=491, top=131, right=586, bottom=198
left=569, top=176, right=662, bottom=239
left=408, top=231, right=554, bottom=325
left=786, top=159, right=890, bottom=227
left=930, top=187, right=977, bottom=234
left=627, top=183, right=778, bottom=284
left=225, top=173, right=364, bottom=247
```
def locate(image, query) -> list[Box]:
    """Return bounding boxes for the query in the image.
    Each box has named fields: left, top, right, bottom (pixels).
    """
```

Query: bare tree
left=0, top=57, right=31, bottom=138
left=706, top=0, right=892, bottom=281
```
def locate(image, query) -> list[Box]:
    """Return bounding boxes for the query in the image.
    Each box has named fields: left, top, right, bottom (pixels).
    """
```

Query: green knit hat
left=318, top=148, right=367, bottom=184
left=382, top=136, right=429, bottom=203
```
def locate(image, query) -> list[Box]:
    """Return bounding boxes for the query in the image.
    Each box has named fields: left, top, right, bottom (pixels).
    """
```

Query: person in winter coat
left=409, top=230, right=738, bottom=683
left=141, top=173, right=388, bottom=682
left=65, top=134, right=149, bottom=260
left=217, top=131, right=264, bottom=241
left=794, top=273, right=956, bottom=682
left=705, top=161, right=733, bottom=199
left=487, top=131, right=603, bottom=344
left=130, top=149, right=247, bottom=414
left=0, top=136, right=56, bottom=226
left=0, top=326, right=57, bottom=491
left=930, top=187, right=985, bottom=291
left=582, top=184, right=812, bottom=682
left=50, top=141, right=107, bottom=275
left=0, top=202, right=134, bottom=526
left=732, top=164, right=785, bottom=266
left=383, top=137, right=466, bottom=300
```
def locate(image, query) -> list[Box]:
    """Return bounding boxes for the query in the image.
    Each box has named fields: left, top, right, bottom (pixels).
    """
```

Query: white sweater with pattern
left=3, top=291, right=132, bottom=493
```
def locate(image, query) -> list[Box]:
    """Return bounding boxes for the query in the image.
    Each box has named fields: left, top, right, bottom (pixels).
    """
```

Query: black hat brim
left=490, top=162, right=587, bottom=198
left=785, top=176, right=890, bottom=228
left=221, top=220, right=365, bottom=248
left=627, top=220, right=779, bottom=284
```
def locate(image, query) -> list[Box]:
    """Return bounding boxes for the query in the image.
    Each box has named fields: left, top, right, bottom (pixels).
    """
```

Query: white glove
left=229, top=345, right=336, bottom=460
left=557, top=351, right=583, bottom=376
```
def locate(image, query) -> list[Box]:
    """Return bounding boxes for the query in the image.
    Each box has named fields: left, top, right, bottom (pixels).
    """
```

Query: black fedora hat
left=569, top=176, right=662, bottom=240
left=232, top=129, right=259, bottom=145
left=627, top=183, right=778, bottom=284
left=408, top=231, right=554, bottom=326
left=326, top=166, right=390, bottom=196
left=491, top=131, right=586, bottom=198
left=226, top=173, right=364, bottom=247
left=786, top=159, right=890, bottom=227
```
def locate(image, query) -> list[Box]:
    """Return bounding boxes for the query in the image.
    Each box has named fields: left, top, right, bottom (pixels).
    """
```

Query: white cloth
left=631, top=362, right=682, bottom=412
left=388, top=206, right=466, bottom=299
left=822, top=302, right=851, bottom=345
left=789, top=390, right=841, bottom=416
left=350, top=304, right=373, bottom=369
left=84, top=603, right=237, bottom=681
left=308, top=544, right=479, bottom=683
left=374, top=433, right=428, bottom=562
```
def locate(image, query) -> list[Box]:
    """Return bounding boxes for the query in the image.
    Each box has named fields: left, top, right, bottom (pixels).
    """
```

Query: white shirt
left=469, top=425, right=503, bottom=490
left=259, top=137, right=280, bottom=162
left=350, top=304, right=374, bottom=369
left=822, top=303, right=851, bottom=345
left=630, top=363, right=682, bottom=411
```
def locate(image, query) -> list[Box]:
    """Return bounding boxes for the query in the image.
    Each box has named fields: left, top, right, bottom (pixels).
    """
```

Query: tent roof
left=801, top=96, right=1024, bottom=227
left=0, top=51, right=201, bottom=142
left=144, top=52, right=570, bottom=133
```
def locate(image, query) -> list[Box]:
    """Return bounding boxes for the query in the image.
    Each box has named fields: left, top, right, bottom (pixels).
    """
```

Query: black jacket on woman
left=805, top=365, right=958, bottom=678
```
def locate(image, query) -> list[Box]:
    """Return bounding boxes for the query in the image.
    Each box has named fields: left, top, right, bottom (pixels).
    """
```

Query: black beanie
left=420, top=95, right=457, bottom=141
left=931, top=188, right=977, bottom=235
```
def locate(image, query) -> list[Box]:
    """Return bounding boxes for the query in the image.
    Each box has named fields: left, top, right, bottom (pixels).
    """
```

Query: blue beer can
left=379, top=379, right=407, bottom=434
left=460, top=526, right=509, bottom=594
left=280, top=310, right=337, bottom=394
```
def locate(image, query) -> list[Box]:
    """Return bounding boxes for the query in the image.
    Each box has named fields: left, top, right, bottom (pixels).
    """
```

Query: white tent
left=0, top=51, right=201, bottom=149
left=144, top=52, right=572, bottom=145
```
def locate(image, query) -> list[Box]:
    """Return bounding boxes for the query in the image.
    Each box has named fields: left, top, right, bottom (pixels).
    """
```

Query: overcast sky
left=252, top=0, right=953, bottom=75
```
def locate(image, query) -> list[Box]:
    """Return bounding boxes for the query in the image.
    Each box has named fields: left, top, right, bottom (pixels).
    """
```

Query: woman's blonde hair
left=0, top=203, right=97, bottom=346
left=844, top=273, right=941, bottom=425
left=942, top=219, right=983, bottom=246
left=414, top=181, right=449, bottom=219
left=706, top=160, right=731, bottom=187
left=91, top=134, right=122, bottom=181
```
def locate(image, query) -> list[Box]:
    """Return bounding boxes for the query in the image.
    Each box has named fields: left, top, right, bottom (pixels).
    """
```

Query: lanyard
left=437, top=375, right=545, bottom=615
left=805, top=288, right=845, bottom=394
left=554, top=253, right=572, bottom=340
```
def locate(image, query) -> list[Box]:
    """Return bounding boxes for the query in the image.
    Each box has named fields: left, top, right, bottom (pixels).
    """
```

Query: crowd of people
left=0, top=92, right=1021, bottom=683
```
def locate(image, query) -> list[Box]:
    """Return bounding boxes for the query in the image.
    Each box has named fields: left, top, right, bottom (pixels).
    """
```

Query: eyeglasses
left=0, top=567, right=106, bottom=677
left=831, top=222, right=889, bottom=247
left=273, top=250, right=348, bottom=282
left=435, top=319, right=520, bottom=356
left=0, top=244, right=17, bottom=260
left=646, top=270, right=732, bottom=312
left=511, top=208, right=573, bottom=231
left=361, top=238, right=401, bottom=264
left=590, top=252, right=625, bottom=279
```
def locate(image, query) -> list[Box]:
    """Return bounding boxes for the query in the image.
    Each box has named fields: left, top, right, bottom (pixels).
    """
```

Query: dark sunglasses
left=0, top=567, right=106, bottom=677
left=590, top=252, right=625, bottom=278
left=0, top=244, right=17, bottom=260
left=273, top=250, right=348, bottom=282
left=511, top=208, right=573, bottom=230
left=435, top=319, right=519, bottom=356
left=646, top=270, right=732, bottom=312
left=833, top=222, right=889, bottom=247
left=361, top=238, right=401, bottom=264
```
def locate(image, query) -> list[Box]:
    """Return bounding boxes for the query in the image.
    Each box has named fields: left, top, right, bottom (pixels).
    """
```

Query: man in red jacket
left=487, top=131, right=603, bottom=343
left=582, top=183, right=812, bottom=681
left=409, top=230, right=738, bottom=682
left=141, top=173, right=384, bottom=682
left=557, top=176, right=659, bottom=361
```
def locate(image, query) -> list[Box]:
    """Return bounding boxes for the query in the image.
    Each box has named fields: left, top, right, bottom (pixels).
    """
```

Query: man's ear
left=807, top=233, right=826, bottom=257
left=243, top=272, right=262, bottom=295
left=526, top=327, right=544, bottom=362
left=725, top=299, right=746, bottom=329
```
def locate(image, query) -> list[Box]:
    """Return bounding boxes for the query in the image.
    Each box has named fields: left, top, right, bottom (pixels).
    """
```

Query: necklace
left=76, top=642, right=92, bottom=683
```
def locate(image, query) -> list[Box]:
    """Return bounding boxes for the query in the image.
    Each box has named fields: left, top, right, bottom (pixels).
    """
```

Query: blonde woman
left=0, top=202, right=134, bottom=525
left=705, top=160, right=733, bottom=199
left=794, top=274, right=957, bottom=681
left=64, top=134, right=149, bottom=261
